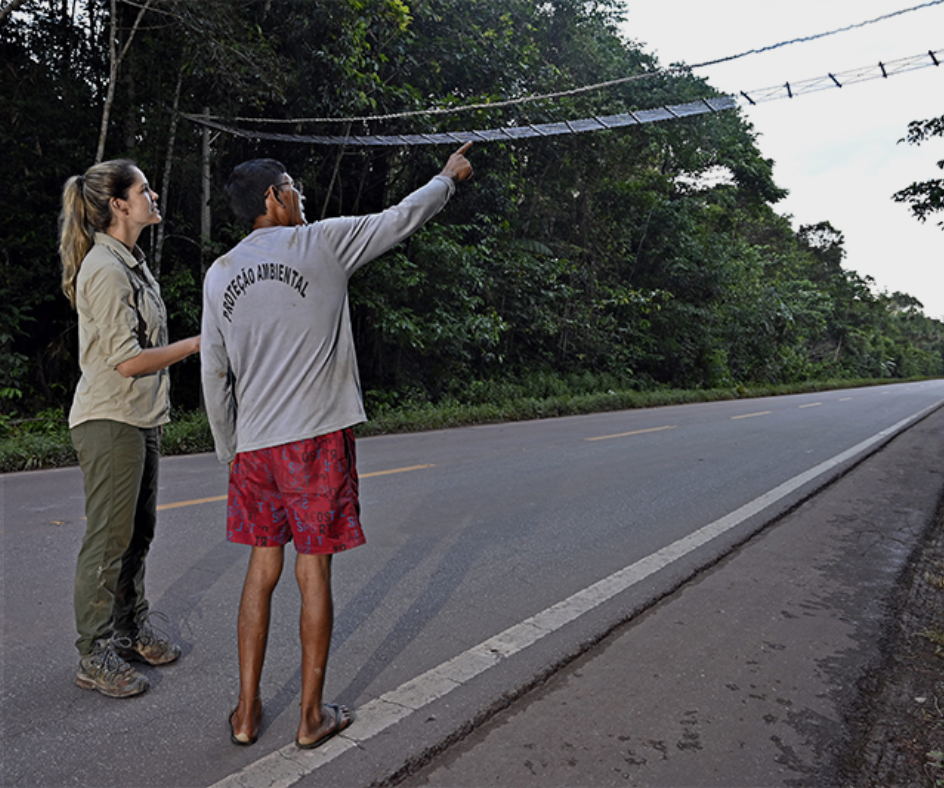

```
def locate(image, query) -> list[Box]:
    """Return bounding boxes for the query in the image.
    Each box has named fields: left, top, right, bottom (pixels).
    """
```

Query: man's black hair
left=225, top=159, right=286, bottom=224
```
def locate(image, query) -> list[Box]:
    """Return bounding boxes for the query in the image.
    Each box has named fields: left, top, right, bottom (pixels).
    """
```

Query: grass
left=0, top=408, right=218, bottom=473
left=927, top=750, right=944, bottom=787
left=926, top=571, right=944, bottom=590
left=919, top=626, right=944, bottom=653
left=921, top=562, right=944, bottom=786
left=918, top=563, right=944, bottom=657
left=0, top=376, right=933, bottom=474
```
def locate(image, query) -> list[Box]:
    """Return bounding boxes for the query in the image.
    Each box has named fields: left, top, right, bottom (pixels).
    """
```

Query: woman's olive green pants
left=71, top=420, right=160, bottom=657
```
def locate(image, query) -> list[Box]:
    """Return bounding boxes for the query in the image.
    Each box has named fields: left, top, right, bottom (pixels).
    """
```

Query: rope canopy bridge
left=183, top=48, right=941, bottom=147
left=184, top=96, right=738, bottom=148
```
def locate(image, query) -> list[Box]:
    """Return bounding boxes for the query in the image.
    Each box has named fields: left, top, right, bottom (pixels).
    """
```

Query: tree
left=892, top=114, right=944, bottom=229
left=0, top=0, right=29, bottom=25
left=1, top=0, right=941, bottom=416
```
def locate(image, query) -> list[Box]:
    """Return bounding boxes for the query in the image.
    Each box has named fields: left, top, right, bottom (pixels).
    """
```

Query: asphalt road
left=398, top=393, right=944, bottom=788
left=2, top=380, right=943, bottom=787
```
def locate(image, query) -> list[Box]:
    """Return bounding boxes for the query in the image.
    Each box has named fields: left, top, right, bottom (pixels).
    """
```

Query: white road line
left=209, top=400, right=944, bottom=788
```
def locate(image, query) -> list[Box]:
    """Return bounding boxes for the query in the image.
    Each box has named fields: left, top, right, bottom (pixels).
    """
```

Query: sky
left=618, top=1, right=944, bottom=319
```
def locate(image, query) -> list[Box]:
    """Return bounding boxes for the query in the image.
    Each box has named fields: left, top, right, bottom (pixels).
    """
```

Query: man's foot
left=295, top=703, right=353, bottom=749
left=115, top=611, right=181, bottom=666
left=76, top=638, right=149, bottom=698
left=229, top=697, right=263, bottom=746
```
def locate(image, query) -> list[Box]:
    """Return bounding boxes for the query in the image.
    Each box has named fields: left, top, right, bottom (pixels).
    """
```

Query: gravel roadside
left=842, top=502, right=944, bottom=787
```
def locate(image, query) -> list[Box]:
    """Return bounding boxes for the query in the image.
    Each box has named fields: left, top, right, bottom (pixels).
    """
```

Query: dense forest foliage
left=2, top=0, right=943, bottom=419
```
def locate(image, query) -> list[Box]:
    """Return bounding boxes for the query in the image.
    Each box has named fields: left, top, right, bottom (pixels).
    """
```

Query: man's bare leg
left=295, top=553, right=350, bottom=744
left=231, top=545, right=284, bottom=743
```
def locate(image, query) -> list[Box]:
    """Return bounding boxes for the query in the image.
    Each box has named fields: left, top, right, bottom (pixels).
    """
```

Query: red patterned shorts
left=226, top=429, right=366, bottom=554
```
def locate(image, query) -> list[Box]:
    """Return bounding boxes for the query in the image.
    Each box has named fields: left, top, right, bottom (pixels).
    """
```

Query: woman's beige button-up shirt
left=69, top=232, right=170, bottom=429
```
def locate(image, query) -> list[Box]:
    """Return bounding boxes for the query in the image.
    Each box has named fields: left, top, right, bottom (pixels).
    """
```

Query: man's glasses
left=270, top=179, right=303, bottom=198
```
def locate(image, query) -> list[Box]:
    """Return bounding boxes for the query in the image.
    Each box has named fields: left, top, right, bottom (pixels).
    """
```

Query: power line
left=183, top=49, right=941, bottom=147
left=693, top=0, right=944, bottom=68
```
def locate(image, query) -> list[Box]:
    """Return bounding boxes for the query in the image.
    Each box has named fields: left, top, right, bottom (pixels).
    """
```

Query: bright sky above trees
left=621, top=0, right=944, bottom=318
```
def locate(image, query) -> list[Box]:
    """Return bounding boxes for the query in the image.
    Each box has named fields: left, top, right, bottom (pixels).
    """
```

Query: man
left=201, top=143, right=472, bottom=748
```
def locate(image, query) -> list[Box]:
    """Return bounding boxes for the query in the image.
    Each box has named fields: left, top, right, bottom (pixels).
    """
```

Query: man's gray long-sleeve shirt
left=201, top=175, right=455, bottom=464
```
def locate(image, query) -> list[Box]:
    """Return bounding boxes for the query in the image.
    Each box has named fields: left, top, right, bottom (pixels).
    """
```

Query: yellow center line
left=361, top=463, right=436, bottom=478
left=730, top=411, right=772, bottom=420
left=154, top=464, right=436, bottom=512
left=158, top=496, right=226, bottom=511
left=798, top=402, right=823, bottom=409
left=585, top=425, right=677, bottom=441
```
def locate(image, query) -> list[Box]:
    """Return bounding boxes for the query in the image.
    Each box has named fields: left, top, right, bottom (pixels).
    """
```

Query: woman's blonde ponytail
left=59, top=176, right=92, bottom=308
left=58, top=159, right=139, bottom=309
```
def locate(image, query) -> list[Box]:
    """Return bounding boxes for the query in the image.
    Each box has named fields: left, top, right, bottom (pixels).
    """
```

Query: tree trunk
left=95, top=0, right=119, bottom=163
left=95, top=0, right=156, bottom=162
left=321, top=123, right=350, bottom=219
left=200, top=107, right=212, bottom=274
left=154, top=69, right=184, bottom=276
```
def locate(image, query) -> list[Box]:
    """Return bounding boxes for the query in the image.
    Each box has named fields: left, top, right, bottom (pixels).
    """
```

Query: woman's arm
left=116, top=335, right=201, bottom=377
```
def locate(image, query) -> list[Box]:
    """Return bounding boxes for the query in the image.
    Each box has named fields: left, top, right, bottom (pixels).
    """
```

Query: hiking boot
left=115, top=611, right=181, bottom=666
left=76, top=638, right=149, bottom=698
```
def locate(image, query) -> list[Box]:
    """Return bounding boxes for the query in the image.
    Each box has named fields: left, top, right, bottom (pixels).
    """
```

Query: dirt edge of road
left=841, top=496, right=944, bottom=787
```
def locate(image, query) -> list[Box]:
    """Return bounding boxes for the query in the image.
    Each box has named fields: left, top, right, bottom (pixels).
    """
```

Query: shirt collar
left=94, top=231, right=146, bottom=268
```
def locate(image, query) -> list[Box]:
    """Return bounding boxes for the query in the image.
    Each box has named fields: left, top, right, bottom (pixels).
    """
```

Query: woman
left=59, top=159, right=200, bottom=698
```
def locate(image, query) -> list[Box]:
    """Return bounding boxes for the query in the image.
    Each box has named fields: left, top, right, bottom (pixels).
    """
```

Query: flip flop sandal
left=229, top=708, right=259, bottom=746
left=295, top=703, right=353, bottom=749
